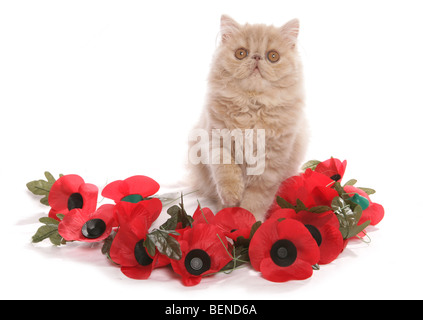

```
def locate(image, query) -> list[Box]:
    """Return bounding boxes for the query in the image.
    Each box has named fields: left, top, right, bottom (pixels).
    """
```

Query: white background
left=1, top=0, right=422, bottom=300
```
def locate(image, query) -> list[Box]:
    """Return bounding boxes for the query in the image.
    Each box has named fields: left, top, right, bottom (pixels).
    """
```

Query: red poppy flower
left=48, top=174, right=98, bottom=221
left=192, top=206, right=256, bottom=241
left=268, top=208, right=344, bottom=265
left=171, top=223, right=233, bottom=286
left=343, top=185, right=385, bottom=226
left=249, top=218, right=319, bottom=282
left=58, top=204, right=117, bottom=242
left=113, top=198, right=162, bottom=231
left=101, top=175, right=160, bottom=204
left=109, top=202, right=168, bottom=280
left=315, top=158, right=347, bottom=182
left=268, top=169, right=339, bottom=215
left=213, top=207, right=256, bottom=241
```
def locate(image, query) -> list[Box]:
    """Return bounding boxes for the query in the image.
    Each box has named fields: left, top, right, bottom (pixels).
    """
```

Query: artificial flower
left=58, top=204, right=116, bottom=242
left=344, top=185, right=385, bottom=226
left=249, top=218, right=319, bottom=282
left=192, top=206, right=256, bottom=241
left=268, top=208, right=344, bottom=265
left=48, top=174, right=98, bottom=221
left=213, top=207, right=256, bottom=241
left=268, top=169, right=339, bottom=215
left=171, top=223, right=232, bottom=286
left=315, top=158, right=347, bottom=182
left=109, top=201, right=167, bottom=280
left=101, top=175, right=160, bottom=204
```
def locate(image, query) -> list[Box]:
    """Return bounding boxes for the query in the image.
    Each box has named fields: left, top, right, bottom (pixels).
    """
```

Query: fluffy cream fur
left=188, top=15, right=308, bottom=221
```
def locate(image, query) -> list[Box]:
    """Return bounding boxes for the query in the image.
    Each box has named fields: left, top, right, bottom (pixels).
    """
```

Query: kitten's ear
left=280, top=18, right=300, bottom=47
left=220, top=15, right=240, bottom=42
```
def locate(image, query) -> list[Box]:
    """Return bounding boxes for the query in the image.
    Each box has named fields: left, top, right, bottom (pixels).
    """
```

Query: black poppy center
left=68, top=193, right=84, bottom=210
left=305, top=224, right=323, bottom=247
left=134, top=239, right=153, bottom=266
left=184, top=249, right=211, bottom=276
left=330, top=174, right=342, bottom=182
left=81, top=219, right=106, bottom=239
left=270, top=239, right=297, bottom=267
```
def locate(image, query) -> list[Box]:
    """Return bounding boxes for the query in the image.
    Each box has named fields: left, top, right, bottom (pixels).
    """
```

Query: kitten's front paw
left=217, top=180, right=244, bottom=207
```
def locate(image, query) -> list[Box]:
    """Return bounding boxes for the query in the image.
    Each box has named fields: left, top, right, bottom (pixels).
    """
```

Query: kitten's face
left=215, top=16, right=300, bottom=92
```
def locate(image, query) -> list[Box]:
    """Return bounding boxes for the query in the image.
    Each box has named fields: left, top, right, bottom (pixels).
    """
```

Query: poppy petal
left=109, top=227, right=141, bottom=267
left=276, top=219, right=320, bottom=265
left=365, top=203, right=384, bottom=226
left=214, top=207, right=256, bottom=240
left=171, top=224, right=232, bottom=286
left=344, top=186, right=385, bottom=226
left=100, top=180, right=123, bottom=203
left=318, top=224, right=344, bottom=264
left=120, top=265, right=153, bottom=280
left=267, top=208, right=297, bottom=221
left=249, top=220, right=280, bottom=271
left=315, top=158, right=347, bottom=181
left=114, top=199, right=162, bottom=237
left=269, top=169, right=339, bottom=214
left=124, top=175, right=160, bottom=198
left=91, top=204, right=117, bottom=227
left=78, top=183, right=99, bottom=214
left=48, top=175, right=85, bottom=211
left=58, top=209, right=89, bottom=241
left=181, top=275, right=203, bottom=287
left=192, top=205, right=215, bottom=225
left=102, top=175, right=160, bottom=202
left=260, top=257, right=314, bottom=282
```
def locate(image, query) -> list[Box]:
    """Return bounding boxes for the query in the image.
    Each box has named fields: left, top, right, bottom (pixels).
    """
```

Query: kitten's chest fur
left=209, top=91, right=302, bottom=139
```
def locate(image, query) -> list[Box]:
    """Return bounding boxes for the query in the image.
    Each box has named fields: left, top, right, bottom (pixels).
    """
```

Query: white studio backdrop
left=1, top=0, right=422, bottom=299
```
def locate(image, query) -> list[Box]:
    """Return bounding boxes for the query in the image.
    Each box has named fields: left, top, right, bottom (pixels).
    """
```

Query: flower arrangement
left=26, top=158, right=384, bottom=286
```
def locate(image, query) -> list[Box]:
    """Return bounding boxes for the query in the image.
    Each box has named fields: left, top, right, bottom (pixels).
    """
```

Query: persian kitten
left=188, top=15, right=308, bottom=221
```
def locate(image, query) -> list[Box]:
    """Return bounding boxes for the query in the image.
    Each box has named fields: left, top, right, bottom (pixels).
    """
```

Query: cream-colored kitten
left=188, top=15, right=308, bottom=221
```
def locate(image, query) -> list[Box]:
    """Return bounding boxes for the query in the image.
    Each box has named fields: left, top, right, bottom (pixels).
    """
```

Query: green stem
left=216, top=233, right=249, bottom=264
left=197, top=200, right=209, bottom=224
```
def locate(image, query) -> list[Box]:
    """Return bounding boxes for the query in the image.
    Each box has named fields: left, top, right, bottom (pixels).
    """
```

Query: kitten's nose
left=252, top=54, right=262, bottom=61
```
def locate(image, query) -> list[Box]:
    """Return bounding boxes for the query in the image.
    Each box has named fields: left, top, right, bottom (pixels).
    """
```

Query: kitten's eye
left=267, top=50, right=280, bottom=63
left=235, top=48, right=248, bottom=60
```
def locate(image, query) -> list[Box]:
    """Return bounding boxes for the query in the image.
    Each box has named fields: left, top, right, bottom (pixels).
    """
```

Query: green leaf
left=26, top=171, right=60, bottom=206
left=249, top=221, right=262, bottom=240
left=358, top=187, right=376, bottom=195
left=349, top=220, right=371, bottom=239
left=160, top=195, right=194, bottom=231
left=308, top=205, right=332, bottom=214
left=332, top=196, right=370, bottom=239
left=49, top=232, right=64, bottom=246
left=276, top=196, right=295, bottom=210
left=301, top=160, right=321, bottom=171
left=295, top=199, right=307, bottom=212
left=146, top=229, right=182, bottom=261
left=32, top=225, right=58, bottom=243
left=160, top=207, right=179, bottom=230
left=32, top=215, right=66, bottom=246
left=333, top=181, right=345, bottom=197
left=39, top=217, right=60, bottom=226
left=101, top=231, right=116, bottom=255
left=143, top=236, right=156, bottom=257
left=344, top=179, right=357, bottom=186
